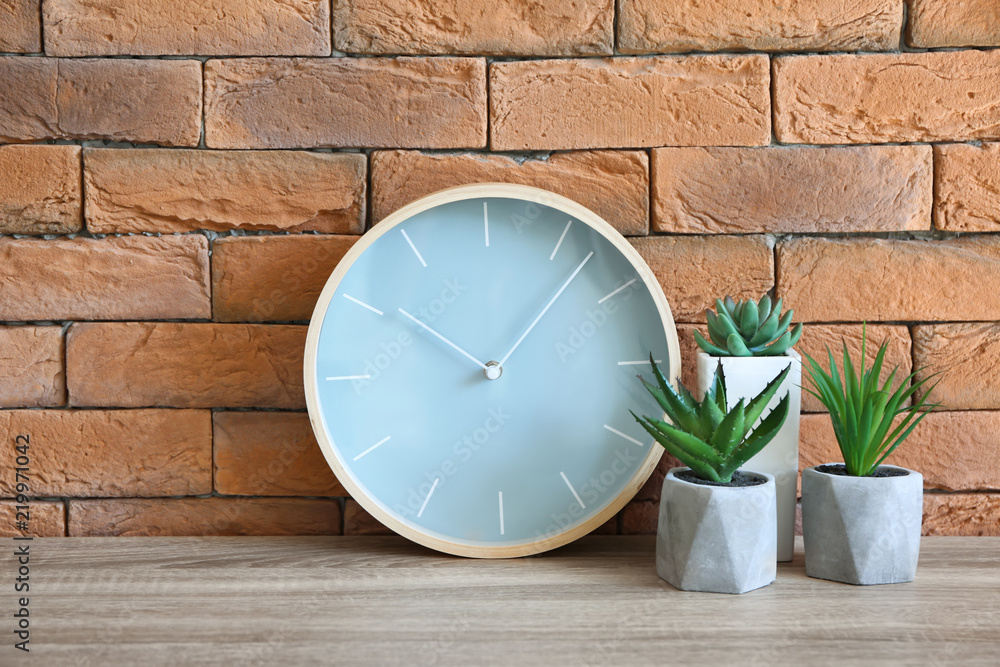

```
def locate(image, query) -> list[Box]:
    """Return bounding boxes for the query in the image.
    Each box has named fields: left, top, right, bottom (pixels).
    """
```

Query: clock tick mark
left=498, top=491, right=505, bottom=535
left=598, top=278, right=637, bottom=304
left=549, top=220, right=572, bottom=260
left=353, top=435, right=391, bottom=461
left=326, top=375, right=371, bottom=381
left=484, top=201, right=490, bottom=247
left=417, top=477, right=439, bottom=518
left=560, top=471, right=586, bottom=510
left=400, top=229, right=427, bottom=267
left=343, top=294, right=384, bottom=316
left=604, top=424, right=644, bottom=447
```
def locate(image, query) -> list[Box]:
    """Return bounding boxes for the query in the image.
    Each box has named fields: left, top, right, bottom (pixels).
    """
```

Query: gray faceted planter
left=802, top=464, right=923, bottom=585
left=656, top=467, right=777, bottom=594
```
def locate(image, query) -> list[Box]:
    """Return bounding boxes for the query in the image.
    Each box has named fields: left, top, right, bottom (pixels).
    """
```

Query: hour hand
left=398, top=308, right=487, bottom=370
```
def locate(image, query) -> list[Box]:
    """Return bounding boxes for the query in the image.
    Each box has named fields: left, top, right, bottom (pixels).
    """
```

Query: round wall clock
left=304, top=184, right=680, bottom=558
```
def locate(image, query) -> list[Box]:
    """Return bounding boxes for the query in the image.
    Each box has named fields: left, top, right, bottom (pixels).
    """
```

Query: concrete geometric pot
left=696, top=350, right=801, bottom=562
left=656, top=467, right=777, bottom=594
left=801, top=464, right=923, bottom=585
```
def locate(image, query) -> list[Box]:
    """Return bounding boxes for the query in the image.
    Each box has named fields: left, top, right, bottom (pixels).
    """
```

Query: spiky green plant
left=802, top=327, right=940, bottom=477
left=631, top=356, right=791, bottom=484
left=695, top=295, right=803, bottom=357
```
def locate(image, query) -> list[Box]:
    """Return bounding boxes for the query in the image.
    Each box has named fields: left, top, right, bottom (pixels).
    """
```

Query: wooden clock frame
left=304, top=183, right=681, bottom=558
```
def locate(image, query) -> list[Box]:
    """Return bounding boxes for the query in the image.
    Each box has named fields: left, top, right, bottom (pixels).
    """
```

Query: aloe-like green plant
left=802, top=327, right=940, bottom=477
left=695, top=295, right=803, bottom=357
left=631, top=356, right=791, bottom=484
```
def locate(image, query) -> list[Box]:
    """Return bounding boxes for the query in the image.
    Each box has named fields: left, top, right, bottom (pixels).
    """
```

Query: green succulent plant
left=631, top=356, right=791, bottom=484
left=695, top=295, right=803, bottom=357
left=803, top=326, right=940, bottom=477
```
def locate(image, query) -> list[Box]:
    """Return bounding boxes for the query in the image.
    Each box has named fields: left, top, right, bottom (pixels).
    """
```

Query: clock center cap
left=484, top=361, right=502, bottom=380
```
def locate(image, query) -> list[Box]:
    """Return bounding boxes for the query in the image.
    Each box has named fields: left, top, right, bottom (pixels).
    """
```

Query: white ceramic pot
left=801, top=464, right=923, bottom=585
left=657, top=467, right=777, bottom=594
left=696, top=350, right=801, bottom=562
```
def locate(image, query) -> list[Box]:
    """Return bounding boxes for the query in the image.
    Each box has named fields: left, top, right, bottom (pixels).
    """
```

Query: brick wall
left=1, top=0, right=998, bottom=538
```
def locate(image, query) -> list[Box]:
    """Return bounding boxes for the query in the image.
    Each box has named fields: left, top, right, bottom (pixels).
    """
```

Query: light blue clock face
left=311, top=195, right=673, bottom=551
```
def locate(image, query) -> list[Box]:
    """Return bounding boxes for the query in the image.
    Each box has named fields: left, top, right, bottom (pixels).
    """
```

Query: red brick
left=934, top=143, right=1000, bottom=233
left=212, top=235, right=358, bottom=322
left=800, top=411, right=1000, bottom=492
left=0, top=145, right=81, bottom=234
left=344, top=500, right=394, bottom=535
left=205, top=57, right=486, bottom=149
left=907, top=0, right=1000, bottom=48
left=594, top=516, right=619, bottom=535
left=0, top=0, right=40, bottom=52
left=67, top=323, right=305, bottom=409
left=619, top=0, right=901, bottom=53
left=214, top=412, right=346, bottom=496
left=490, top=55, right=770, bottom=150
left=677, top=323, right=912, bottom=413
left=634, top=452, right=681, bottom=502
left=333, top=0, right=612, bottom=55
left=630, top=235, right=773, bottom=323
left=0, top=326, right=64, bottom=408
left=778, top=237, right=1000, bottom=322
left=0, top=410, right=212, bottom=497
left=371, top=150, right=649, bottom=236
left=923, top=494, right=1000, bottom=536
left=84, top=149, right=366, bottom=234
left=0, top=501, right=64, bottom=537
left=68, top=498, right=342, bottom=536
left=0, top=57, right=55, bottom=141
left=774, top=51, right=1000, bottom=144
left=622, top=500, right=657, bottom=534
left=652, top=146, right=931, bottom=234
left=44, top=0, right=330, bottom=56
left=0, top=235, right=210, bottom=321
left=913, top=323, right=1000, bottom=411
left=0, top=57, right=201, bottom=146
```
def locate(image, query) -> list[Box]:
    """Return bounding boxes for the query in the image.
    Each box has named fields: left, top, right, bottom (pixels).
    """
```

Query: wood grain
left=17, top=536, right=1000, bottom=665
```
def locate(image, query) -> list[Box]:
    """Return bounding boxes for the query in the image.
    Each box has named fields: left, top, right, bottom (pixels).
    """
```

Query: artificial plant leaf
left=740, top=300, right=759, bottom=338
left=713, top=301, right=743, bottom=340
left=632, top=413, right=723, bottom=483
left=634, top=414, right=724, bottom=466
left=640, top=378, right=700, bottom=434
left=711, top=399, right=746, bottom=459
left=749, top=302, right=782, bottom=347
left=706, top=310, right=730, bottom=348
left=757, top=294, right=773, bottom=321
left=757, top=331, right=792, bottom=356
left=694, top=330, right=729, bottom=356
left=731, top=395, right=791, bottom=467
left=743, top=364, right=792, bottom=429
left=726, top=333, right=753, bottom=357
left=787, top=321, right=803, bottom=347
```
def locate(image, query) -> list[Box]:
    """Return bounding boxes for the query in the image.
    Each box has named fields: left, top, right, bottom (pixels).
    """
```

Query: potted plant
left=801, top=329, right=939, bottom=585
left=632, top=356, right=791, bottom=594
left=694, top=295, right=803, bottom=562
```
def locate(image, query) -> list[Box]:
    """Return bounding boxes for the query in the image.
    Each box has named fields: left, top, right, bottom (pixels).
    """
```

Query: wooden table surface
left=10, top=536, right=1000, bottom=666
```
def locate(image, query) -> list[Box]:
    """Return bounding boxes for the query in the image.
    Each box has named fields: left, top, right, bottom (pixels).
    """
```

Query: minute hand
left=499, top=251, right=594, bottom=367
